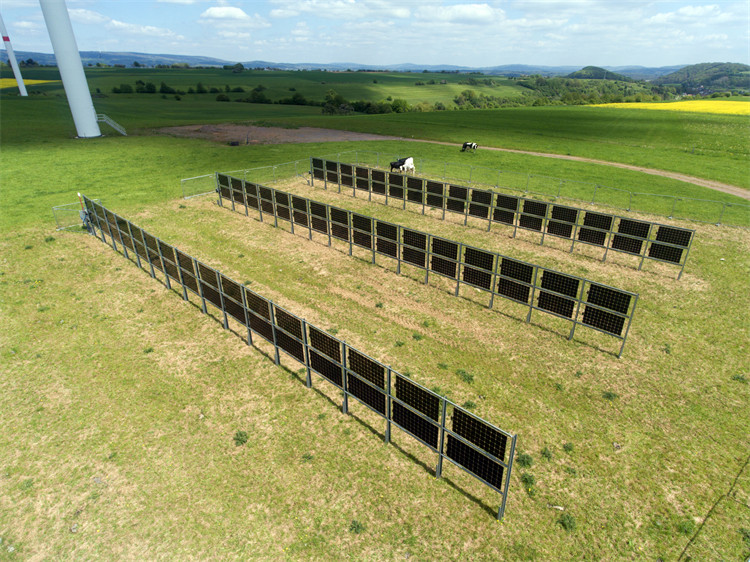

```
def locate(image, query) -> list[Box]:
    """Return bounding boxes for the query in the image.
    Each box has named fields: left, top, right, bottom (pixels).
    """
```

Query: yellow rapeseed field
left=0, top=78, right=58, bottom=89
left=593, top=100, right=750, bottom=115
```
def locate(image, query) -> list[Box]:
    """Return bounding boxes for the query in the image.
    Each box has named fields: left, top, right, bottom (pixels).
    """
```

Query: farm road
left=158, top=124, right=750, bottom=200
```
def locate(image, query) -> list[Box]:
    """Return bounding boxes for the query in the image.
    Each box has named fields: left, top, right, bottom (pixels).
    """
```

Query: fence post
left=341, top=342, right=349, bottom=414
left=717, top=203, right=726, bottom=226
left=592, top=185, right=599, bottom=204
left=627, top=191, right=632, bottom=212
left=435, top=398, right=448, bottom=479
left=385, top=367, right=392, bottom=444
left=302, top=319, right=312, bottom=388
left=669, top=197, right=677, bottom=218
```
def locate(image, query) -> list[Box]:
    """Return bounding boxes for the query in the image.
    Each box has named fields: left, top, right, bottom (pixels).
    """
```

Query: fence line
left=217, top=173, right=639, bottom=357
left=79, top=194, right=518, bottom=521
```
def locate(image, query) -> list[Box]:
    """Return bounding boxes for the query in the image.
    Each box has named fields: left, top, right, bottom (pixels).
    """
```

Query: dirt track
left=156, top=124, right=749, bottom=201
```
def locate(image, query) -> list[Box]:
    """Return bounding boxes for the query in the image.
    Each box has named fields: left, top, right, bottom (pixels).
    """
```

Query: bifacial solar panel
left=432, top=238, right=458, bottom=260
left=497, top=278, right=530, bottom=303
left=231, top=188, right=244, bottom=205
left=547, top=221, right=574, bottom=239
left=200, top=282, right=222, bottom=309
left=523, top=200, right=548, bottom=218
left=275, top=307, right=302, bottom=339
left=518, top=214, right=543, bottom=231
left=446, top=408, right=507, bottom=490
left=219, top=185, right=231, bottom=200
left=587, top=284, right=631, bottom=314
left=583, top=211, right=614, bottom=231
left=465, top=247, right=494, bottom=271
left=500, top=258, right=533, bottom=284
left=406, top=186, right=423, bottom=203
left=353, top=231, right=372, bottom=249
left=403, top=229, right=427, bottom=250
left=310, top=351, right=343, bottom=387
left=537, top=291, right=575, bottom=318
left=648, top=243, right=684, bottom=263
left=655, top=226, right=692, bottom=248
left=158, top=240, right=176, bottom=265
left=352, top=214, right=372, bottom=233
left=309, top=326, right=341, bottom=361
left=331, top=223, right=349, bottom=241
left=447, top=185, right=467, bottom=213
left=407, top=176, right=423, bottom=190
left=496, top=195, right=519, bottom=211
left=347, top=349, right=386, bottom=415
left=463, top=267, right=492, bottom=290
left=341, top=173, right=353, bottom=187
left=426, top=181, right=444, bottom=208
left=230, top=176, right=242, bottom=190
left=329, top=207, right=348, bottom=225
left=611, top=235, right=644, bottom=255
left=551, top=205, right=578, bottom=224
left=245, top=182, right=260, bottom=199
left=578, top=227, right=607, bottom=246
left=348, top=349, right=385, bottom=388
left=377, top=238, right=398, bottom=258
left=356, top=166, right=369, bottom=179
left=175, top=249, right=195, bottom=275
left=371, top=170, right=386, bottom=194
left=249, top=314, right=274, bottom=343
left=431, top=256, right=457, bottom=278
left=377, top=221, right=398, bottom=241
left=311, top=217, right=328, bottom=234
left=389, top=184, right=405, bottom=199
left=541, top=271, right=580, bottom=298
left=493, top=208, right=516, bottom=225
left=276, top=205, right=291, bottom=221
left=325, top=160, right=338, bottom=172
left=163, top=260, right=180, bottom=281
left=356, top=177, right=370, bottom=190
left=223, top=298, right=247, bottom=325
left=292, top=195, right=307, bottom=213
left=307, top=201, right=324, bottom=219
left=582, top=306, right=626, bottom=336
left=244, top=290, right=271, bottom=320
left=293, top=211, right=309, bottom=227
left=469, top=190, right=492, bottom=219
left=217, top=173, right=230, bottom=189
left=276, top=329, right=305, bottom=362
left=388, top=173, right=404, bottom=187
left=311, top=158, right=324, bottom=173
left=198, top=263, right=219, bottom=288
left=220, top=275, right=243, bottom=304
left=275, top=192, right=289, bottom=207
left=393, top=376, right=440, bottom=448
left=618, top=219, right=650, bottom=239
left=340, top=164, right=353, bottom=176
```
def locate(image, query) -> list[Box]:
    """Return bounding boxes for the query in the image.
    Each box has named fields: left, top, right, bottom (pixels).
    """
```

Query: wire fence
left=79, top=194, right=519, bottom=521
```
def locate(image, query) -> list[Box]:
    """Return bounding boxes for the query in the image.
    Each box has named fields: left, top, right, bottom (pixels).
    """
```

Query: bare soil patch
left=156, top=123, right=749, bottom=200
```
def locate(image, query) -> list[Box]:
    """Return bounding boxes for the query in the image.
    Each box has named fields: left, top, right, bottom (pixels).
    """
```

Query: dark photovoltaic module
left=447, top=185, right=467, bottom=213
left=446, top=408, right=507, bottom=490
left=309, top=326, right=341, bottom=362
left=310, top=351, right=343, bottom=387
left=464, top=247, right=494, bottom=271
left=469, top=189, right=492, bottom=219
left=583, top=211, right=613, bottom=231
left=426, top=181, right=444, bottom=208
left=393, top=375, right=440, bottom=448
left=244, top=289, right=271, bottom=320
left=537, top=291, right=575, bottom=318
left=551, top=205, right=578, bottom=224
left=274, top=306, right=302, bottom=339
left=431, top=237, right=459, bottom=278
left=582, top=306, right=626, bottom=336
left=523, top=200, right=548, bottom=218
left=200, top=282, right=222, bottom=309
left=540, top=271, right=579, bottom=298
left=518, top=214, right=543, bottom=231
left=198, top=262, right=219, bottom=288
left=648, top=243, right=683, bottom=263
left=587, top=284, right=631, bottom=315
left=220, top=275, right=243, bottom=304
left=618, top=218, right=651, bottom=240
left=655, top=225, right=692, bottom=248
left=402, top=229, right=427, bottom=268
left=611, top=234, right=644, bottom=255
left=547, top=220, right=574, bottom=239
left=463, top=267, right=492, bottom=290
left=347, top=349, right=386, bottom=415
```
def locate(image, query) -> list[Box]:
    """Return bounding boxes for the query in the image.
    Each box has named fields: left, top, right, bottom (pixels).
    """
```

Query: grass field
left=1, top=83, right=749, bottom=560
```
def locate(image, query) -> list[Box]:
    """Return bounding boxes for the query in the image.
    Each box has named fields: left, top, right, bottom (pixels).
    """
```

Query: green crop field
left=1, top=79, right=749, bottom=560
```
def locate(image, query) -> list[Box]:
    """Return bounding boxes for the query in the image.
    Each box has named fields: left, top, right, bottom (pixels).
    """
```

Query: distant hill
left=0, top=49, right=688, bottom=79
left=567, top=66, right=633, bottom=81
left=652, top=62, right=750, bottom=90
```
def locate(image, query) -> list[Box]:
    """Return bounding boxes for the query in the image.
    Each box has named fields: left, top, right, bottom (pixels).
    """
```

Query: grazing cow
left=389, top=156, right=415, bottom=174
left=461, top=142, right=478, bottom=152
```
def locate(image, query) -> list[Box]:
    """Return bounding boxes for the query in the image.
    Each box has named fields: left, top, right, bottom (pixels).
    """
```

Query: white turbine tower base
left=0, top=12, right=28, bottom=96
left=39, top=0, right=101, bottom=138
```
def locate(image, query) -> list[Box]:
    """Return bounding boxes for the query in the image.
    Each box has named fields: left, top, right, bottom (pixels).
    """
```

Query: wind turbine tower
left=39, top=0, right=101, bottom=137
left=0, top=12, right=28, bottom=96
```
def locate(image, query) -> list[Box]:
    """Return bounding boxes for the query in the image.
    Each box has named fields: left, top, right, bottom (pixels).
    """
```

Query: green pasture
left=2, top=66, right=525, bottom=107
left=1, top=87, right=749, bottom=560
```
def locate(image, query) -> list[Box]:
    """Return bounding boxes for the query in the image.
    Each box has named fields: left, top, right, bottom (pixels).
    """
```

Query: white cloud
left=415, top=3, right=502, bottom=25
left=199, top=6, right=269, bottom=29
left=200, top=7, right=253, bottom=21
left=107, top=19, right=184, bottom=39
left=68, top=9, right=109, bottom=25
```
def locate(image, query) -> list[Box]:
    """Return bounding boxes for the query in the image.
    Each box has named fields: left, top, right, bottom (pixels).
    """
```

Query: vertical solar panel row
left=216, top=173, right=638, bottom=357
left=79, top=195, right=517, bottom=520
left=308, top=158, right=695, bottom=279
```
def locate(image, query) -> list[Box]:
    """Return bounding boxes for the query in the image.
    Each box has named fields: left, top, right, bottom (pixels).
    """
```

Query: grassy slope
left=267, top=106, right=750, bottom=190
left=1, top=91, right=749, bottom=560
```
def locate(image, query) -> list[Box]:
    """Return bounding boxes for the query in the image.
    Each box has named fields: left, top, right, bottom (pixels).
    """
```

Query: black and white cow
left=461, top=142, right=478, bottom=152
left=389, top=156, right=415, bottom=174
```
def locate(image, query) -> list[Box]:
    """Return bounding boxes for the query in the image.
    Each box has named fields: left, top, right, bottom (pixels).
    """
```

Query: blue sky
left=1, top=0, right=748, bottom=67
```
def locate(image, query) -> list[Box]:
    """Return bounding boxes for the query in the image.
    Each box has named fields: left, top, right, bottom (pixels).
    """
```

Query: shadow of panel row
left=80, top=194, right=518, bottom=521
left=216, top=173, right=638, bottom=357
left=310, top=158, right=695, bottom=280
